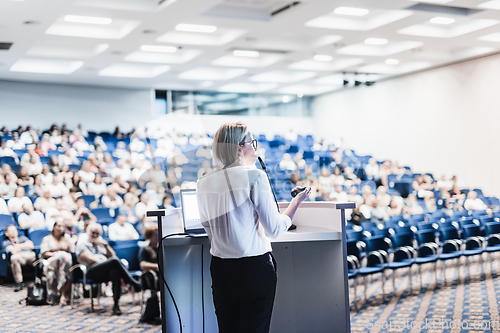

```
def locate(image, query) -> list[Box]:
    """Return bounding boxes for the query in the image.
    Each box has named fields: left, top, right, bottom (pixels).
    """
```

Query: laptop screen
left=180, top=189, right=203, bottom=232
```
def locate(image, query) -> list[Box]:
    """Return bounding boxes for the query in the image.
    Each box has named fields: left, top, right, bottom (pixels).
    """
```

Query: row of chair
left=346, top=217, right=500, bottom=308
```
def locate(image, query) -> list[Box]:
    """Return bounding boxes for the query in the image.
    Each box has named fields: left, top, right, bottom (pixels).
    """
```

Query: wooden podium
left=148, top=201, right=354, bottom=333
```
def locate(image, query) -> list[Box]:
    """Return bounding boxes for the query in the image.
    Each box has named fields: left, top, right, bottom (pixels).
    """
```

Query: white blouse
left=196, top=166, right=291, bottom=259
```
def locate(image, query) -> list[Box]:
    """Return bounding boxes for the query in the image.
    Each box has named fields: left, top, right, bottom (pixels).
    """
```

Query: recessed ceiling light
left=385, top=58, right=400, bottom=65
left=364, top=38, right=388, bottom=45
left=64, top=15, right=112, bottom=25
left=478, top=1, right=500, bottom=10
left=429, top=16, right=456, bottom=25
left=175, top=23, right=217, bottom=33
left=333, top=6, right=369, bottom=16
left=313, top=55, right=333, bottom=62
left=233, top=50, right=259, bottom=57
left=282, top=96, right=291, bottom=103
left=10, top=59, right=83, bottom=74
left=140, top=45, right=177, bottom=53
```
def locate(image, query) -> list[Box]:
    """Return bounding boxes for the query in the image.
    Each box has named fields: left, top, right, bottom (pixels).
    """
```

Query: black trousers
left=210, top=252, right=277, bottom=333
left=86, top=258, right=138, bottom=305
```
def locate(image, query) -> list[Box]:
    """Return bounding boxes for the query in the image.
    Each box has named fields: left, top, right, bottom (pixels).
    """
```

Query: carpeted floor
left=2, top=254, right=500, bottom=332
left=350, top=253, right=500, bottom=332
left=0, top=283, right=161, bottom=333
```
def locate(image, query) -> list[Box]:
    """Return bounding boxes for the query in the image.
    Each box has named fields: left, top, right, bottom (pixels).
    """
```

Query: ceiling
left=1, top=0, right=500, bottom=95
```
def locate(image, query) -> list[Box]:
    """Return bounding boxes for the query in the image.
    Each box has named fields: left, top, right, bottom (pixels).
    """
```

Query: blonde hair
left=213, top=122, right=247, bottom=167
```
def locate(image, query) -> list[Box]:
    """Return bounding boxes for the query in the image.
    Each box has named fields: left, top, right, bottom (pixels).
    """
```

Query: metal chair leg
left=70, top=284, right=74, bottom=307
left=381, top=271, right=385, bottom=302
left=353, top=276, right=357, bottom=310
left=89, top=285, right=94, bottom=312
left=442, top=260, right=446, bottom=287
left=419, top=265, right=422, bottom=290
left=409, top=266, right=412, bottom=293
left=364, top=275, right=368, bottom=304
left=393, top=269, right=396, bottom=291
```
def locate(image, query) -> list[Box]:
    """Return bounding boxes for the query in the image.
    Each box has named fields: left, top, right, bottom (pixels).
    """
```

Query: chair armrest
left=465, top=237, right=484, bottom=249
left=418, top=243, right=438, bottom=255
left=393, top=247, right=412, bottom=261
left=70, top=264, right=88, bottom=284
left=366, top=251, right=385, bottom=267
left=347, top=255, right=360, bottom=270
left=442, top=240, right=461, bottom=252
left=32, top=258, right=48, bottom=268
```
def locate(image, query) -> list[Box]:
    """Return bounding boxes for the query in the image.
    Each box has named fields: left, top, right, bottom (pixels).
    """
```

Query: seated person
left=138, top=225, right=161, bottom=324
left=8, top=187, right=32, bottom=214
left=160, top=193, right=175, bottom=210
left=2, top=225, right=35, bottom=291
left=139, top=225, right=159, bottom=289
left=464, top=191, right=488, bottom=211
left=76, top=223, right=140, bottom=315
left=108, top=214, right=140, bottom=241
left=17, top=203, right=45, bottom=229
left=40, top=220, right=74, bottom=304
left=101, top=186, right=123, bottom=209
left=34, top=190, right=56, bottom=213
left=73, top=197, right=97, bottom=225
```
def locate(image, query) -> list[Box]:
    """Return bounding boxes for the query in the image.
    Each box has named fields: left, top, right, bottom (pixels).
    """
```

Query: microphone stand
left=258, top=156, right=280, bottom=213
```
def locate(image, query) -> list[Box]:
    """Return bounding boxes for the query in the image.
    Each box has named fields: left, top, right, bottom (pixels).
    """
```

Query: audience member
left=464, top=191, right=488, bottom=211
left=76, top=223, right=141, bottom=315
left=40, top=220, right=74, bottom=304
left=8, top=187, right=32, bottom=213
left=109, top=214, right=140, bottom=241
left=17, top=203, right=45, bottom=229
left=3, top=225, right=35, bottom=292
left=101, top=186, right=123, bottom=209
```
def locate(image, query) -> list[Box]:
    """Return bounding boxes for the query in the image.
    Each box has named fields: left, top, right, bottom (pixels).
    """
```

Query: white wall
left=157, top=113, right=314, bottom=139
left=0, top=80, right=313, bottom=138
left=0, top=80, right=154, bottom=132
left=312, top=53, right=500, bottom=197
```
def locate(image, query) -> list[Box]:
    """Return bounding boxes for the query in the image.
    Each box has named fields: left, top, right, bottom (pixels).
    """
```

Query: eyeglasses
left=239, top=138, right=258, bottom=150
left=91, top=231, right=101, bottom=237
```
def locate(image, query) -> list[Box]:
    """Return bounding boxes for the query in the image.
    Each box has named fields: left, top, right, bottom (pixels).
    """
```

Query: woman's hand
left=291, top=186, right=311, bottom=205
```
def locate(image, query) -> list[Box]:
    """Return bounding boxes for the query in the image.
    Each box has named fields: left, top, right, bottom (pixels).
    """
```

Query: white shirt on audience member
left=108, top=222, right=140, bottom=241
left=0, top=198, right=9, bottom=215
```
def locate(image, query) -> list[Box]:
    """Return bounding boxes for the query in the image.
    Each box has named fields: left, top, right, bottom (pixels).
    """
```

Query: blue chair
left=346, top=229, right=364, bottom=242
left=81, top=195, right=96, bottom=208
left=484, top=222, right=500, bottom=265
left=409, top=214, right=426, bottom=224
left=0, top=156, right=17, bottom=166
left=91, top=208, right=114, bottom=225
left=28, top=228, right=51, bottom=252
left=453, top=210, right=470, bottom=219
left=438, top=227, right=462, bottom=286
left=471, top=210, right=488, bottom=219
left=414, top=230, right=440, bottom=289
left=346, top=250, right=360, bottom=309
left=0, top=214, right=16, bottom=230
left=387, top=233, right=415, bottom=291
left=462, top=225, right=485, bottom=282
left=359, top=236, right=391, bottom=302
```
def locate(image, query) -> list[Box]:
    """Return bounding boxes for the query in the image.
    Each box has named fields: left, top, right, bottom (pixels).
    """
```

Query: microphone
left=258, top=157, right=297, bottom=231
left=258, top=156, right=280, bottom=213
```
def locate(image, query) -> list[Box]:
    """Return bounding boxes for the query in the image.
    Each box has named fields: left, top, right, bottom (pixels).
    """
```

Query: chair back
left=485, top=222, right=500, bottom=236
left=113, top=244, right=141, bottom=271
left=28, top=228, right=51, bottom=247
left=416, top=230, right=437, bottom=245
left=439, top=227, right=460, bottom=242
left=392, top=233, right=414, bottom=249
left=462, top=225, right=482, bottom=239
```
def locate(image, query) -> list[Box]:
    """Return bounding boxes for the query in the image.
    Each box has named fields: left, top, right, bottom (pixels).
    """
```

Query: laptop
left=179, top=189, right=207, bottom=237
